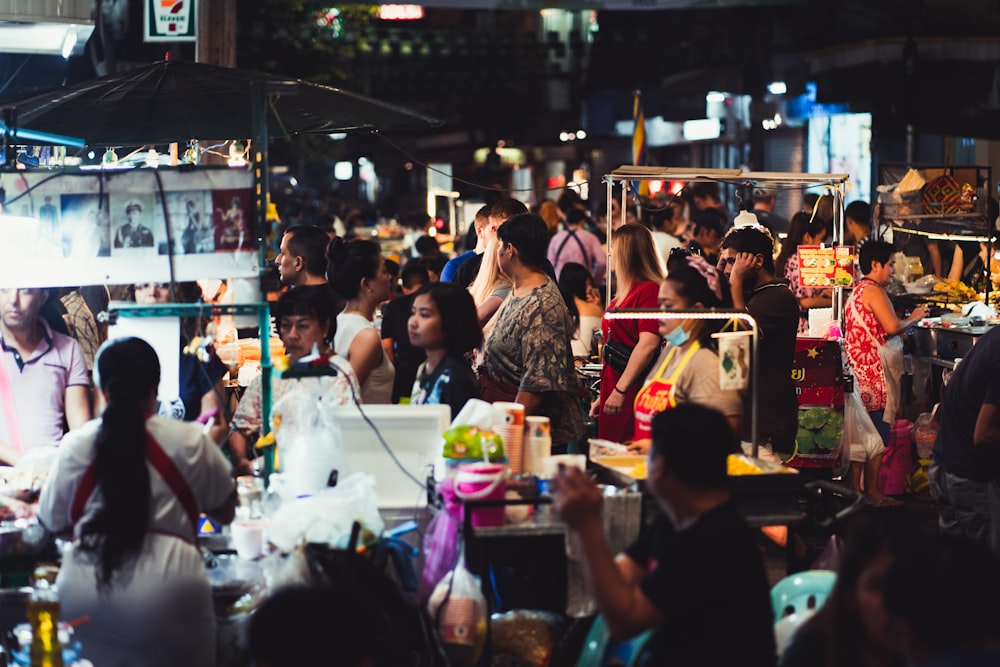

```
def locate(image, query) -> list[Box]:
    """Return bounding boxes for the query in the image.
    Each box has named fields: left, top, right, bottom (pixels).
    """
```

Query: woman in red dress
left=844, top=241, right=926, bottom=506
left=593, top=223, right=665, bottom=442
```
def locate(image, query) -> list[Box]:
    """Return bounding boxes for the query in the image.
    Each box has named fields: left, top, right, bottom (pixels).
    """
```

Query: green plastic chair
left=770, top=569, right=836, bottom=620
left=575, top=615, right=654, bottom=667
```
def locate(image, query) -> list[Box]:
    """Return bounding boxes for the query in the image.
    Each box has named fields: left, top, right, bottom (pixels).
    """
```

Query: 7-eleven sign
left=145, top=0, right=197, bottom=42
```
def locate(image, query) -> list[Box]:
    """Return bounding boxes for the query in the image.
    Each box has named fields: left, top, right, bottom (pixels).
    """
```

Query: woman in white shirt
left=328, top=238, right=395, bottom=403
left=38, top=337, right=236, bottom=666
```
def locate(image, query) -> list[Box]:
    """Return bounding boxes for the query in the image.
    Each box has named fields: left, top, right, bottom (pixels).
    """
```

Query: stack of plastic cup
left=491, top=402, right=525, bottom=474
left=523, top=416, right=552, bottom=476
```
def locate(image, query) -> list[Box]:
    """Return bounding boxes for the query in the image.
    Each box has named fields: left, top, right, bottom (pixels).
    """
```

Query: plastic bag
left=913, top=412, right=937, bottom=459
left=843, top=389, right=884, bottom=465
left=427, top=555, right=487, bottom=667
left=266, top=472, right=384, bottom=552
left=271, top=377, right=345, bottom=497
left=419, top=479, right=462, bottom=603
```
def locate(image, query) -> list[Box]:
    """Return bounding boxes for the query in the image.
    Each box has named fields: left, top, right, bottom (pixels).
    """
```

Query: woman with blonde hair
left=468, top=235, right=511, bottom=328
left=593, top=223, right=665, bottom=442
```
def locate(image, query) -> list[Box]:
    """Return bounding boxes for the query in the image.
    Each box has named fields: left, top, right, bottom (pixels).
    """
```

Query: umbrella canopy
left=0, top=60, right=442, bottom=146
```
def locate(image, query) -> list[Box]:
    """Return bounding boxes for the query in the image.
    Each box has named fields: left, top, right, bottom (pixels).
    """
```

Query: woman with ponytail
left=327, top=237, right=395, bottom=403
left=38, top=337, right=236, bottom=666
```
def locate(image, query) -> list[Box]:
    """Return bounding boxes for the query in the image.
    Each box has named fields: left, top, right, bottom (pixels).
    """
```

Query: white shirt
left=334, top=312, right=395, bottom=404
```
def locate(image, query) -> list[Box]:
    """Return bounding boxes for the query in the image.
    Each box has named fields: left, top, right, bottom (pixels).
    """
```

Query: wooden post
left=196, top=0, right=237, bottom=68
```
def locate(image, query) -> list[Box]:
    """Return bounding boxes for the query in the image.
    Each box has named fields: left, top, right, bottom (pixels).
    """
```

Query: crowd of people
left=10, top=179, right=1000, bottom=665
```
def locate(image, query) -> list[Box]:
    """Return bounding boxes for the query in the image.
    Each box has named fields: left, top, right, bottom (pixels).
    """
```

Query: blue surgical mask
left=664, top=323, right=690, bottom=347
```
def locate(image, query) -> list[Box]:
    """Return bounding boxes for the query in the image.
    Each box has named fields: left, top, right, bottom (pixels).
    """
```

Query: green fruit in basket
left=815, top=423, right=841, bottom=451
left=799, top=407, right=829, bottom=430
left=825, top=410, right=844, bottom=429
left=796, top=427, right=816, bottom=454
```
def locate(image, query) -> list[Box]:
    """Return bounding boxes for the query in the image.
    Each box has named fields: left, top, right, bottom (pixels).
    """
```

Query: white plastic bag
left=844, top=389, right=884, bottom=466
left=266, top=472, right=384, bottom=552
left=271, top=377, right=345, bottom=497
left=427, top=555, right=487, bottom=666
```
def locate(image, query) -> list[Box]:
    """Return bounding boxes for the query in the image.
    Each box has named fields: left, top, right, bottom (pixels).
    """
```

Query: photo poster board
left=0, top=168, right=257, bottom=288
left=797, top=245, right=856, bottom=288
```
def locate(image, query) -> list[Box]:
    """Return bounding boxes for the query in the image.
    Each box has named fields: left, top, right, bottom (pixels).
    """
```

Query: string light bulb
left=228, top=140, right=248, bottom=168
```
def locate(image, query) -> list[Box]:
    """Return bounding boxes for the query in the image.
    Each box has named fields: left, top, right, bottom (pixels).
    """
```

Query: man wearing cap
left=113, top=199, right=154, bottom=248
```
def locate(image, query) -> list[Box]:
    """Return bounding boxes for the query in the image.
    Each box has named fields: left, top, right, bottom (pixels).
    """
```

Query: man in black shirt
left=551, top=405, right=776, bottom=667
left=931, top=325, right=1000, bottom=555
left=718, top=226, right=799, bottom=458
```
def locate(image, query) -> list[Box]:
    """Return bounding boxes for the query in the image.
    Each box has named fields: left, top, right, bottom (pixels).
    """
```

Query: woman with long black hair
left=38, top=337, right=236, bottom=666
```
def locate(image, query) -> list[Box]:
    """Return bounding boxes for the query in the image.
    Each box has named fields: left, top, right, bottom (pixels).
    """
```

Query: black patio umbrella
left=0, top=59, right=442, bottom=146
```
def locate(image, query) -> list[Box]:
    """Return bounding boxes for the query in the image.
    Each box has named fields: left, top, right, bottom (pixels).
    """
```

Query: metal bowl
left=0, top=521, right=54, bottom=562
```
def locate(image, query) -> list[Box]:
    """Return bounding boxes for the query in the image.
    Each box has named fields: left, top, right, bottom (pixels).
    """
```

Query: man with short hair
left=275, top=225, right=331, bottom=288
left=845, top=200, right=872, bottom=246
left=441, top=205, right=489, bottom=283
left=718, top=226, right=799, bottom=458
left=748, top=186, right=787, bottom=236
left=0, top=287, right=91, bottom=465
left=552, top=405, right=776, bottom=667
left=688, top=208, right=725, bottom=266
left=453, top=198, right=529, bottom=289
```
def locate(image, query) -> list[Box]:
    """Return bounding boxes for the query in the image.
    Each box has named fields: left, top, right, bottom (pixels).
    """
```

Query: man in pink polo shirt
left=0, top=287, right=92, bottom=465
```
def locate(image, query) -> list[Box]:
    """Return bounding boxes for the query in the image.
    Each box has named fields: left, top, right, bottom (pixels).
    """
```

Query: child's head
left=408, top=282, right=482, bottom=357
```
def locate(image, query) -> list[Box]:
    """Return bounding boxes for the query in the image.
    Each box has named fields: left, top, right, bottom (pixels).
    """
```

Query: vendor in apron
left=628, top=251, right=743, bottom=453
left=38, top=338, right=236, bottom=667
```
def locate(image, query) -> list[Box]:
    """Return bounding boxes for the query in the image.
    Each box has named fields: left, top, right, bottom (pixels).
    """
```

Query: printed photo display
left=0, top=169, right=257, bottom=288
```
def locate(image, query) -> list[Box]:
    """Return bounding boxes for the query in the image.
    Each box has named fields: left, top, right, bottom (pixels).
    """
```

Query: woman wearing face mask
left=627, top=249, right=741, bottom=454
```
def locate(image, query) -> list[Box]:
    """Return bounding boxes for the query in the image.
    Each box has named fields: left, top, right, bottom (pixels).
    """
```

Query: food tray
left=727, top=455, right=802, bottom=496
left=591, top=454, right=647, bottom=480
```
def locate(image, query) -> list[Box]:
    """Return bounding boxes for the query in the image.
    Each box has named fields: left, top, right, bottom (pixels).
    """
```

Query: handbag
left=602, top=340, right=633, bottom=375
left=602, top=340, right=662, bottom=379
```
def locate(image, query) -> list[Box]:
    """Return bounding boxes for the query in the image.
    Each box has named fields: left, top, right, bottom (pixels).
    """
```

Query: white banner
left=0, top=167, right=258, bottom=288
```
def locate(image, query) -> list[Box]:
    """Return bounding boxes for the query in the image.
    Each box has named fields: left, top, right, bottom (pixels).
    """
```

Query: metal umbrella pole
left=602, top=308, right=760, bottom=456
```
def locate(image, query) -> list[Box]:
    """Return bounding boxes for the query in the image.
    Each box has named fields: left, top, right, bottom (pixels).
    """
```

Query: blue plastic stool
left=575, top=615, right=653, bottom=667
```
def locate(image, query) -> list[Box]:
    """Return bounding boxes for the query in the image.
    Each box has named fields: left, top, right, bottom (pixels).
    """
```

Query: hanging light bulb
left=182, top=140, right=199, bottom=165
left=228, top=140, right=248, bottom=168
left=102, top=147, right=118, bottom=165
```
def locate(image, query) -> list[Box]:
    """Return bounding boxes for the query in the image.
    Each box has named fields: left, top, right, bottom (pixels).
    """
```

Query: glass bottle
left=27, top=565, right=63, bottom=667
